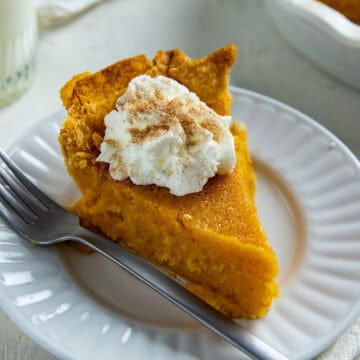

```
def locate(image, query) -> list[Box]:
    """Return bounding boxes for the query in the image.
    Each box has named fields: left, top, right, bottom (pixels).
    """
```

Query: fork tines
left=0, top=148, right=50, bottom=231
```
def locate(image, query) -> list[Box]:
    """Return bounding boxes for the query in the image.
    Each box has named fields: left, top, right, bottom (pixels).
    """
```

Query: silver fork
left=0, top=148, right=288, bottom=360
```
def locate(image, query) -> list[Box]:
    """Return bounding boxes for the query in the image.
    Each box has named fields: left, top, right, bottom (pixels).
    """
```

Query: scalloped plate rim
left=0, top=86, right=358, bottom=360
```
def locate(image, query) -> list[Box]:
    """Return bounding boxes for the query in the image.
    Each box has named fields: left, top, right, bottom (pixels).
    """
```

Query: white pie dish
left=0, top=87, right=359, bottom=359
left=265, top=0, right=360, bottom=90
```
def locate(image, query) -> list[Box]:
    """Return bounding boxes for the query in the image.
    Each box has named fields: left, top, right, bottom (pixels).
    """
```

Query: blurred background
left=0, top=0, right=359, bottom=358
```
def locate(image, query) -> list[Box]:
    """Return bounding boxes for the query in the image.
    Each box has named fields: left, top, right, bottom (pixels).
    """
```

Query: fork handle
left=70, top=227, right=288, bottom=360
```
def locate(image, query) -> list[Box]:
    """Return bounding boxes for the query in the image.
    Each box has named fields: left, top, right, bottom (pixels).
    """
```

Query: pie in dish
left=318, top=0, right=360, bottom=25
left=58, top=44, right=279, bottom=318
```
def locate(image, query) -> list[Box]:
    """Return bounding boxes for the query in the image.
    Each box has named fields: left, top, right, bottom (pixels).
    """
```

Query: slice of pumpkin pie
left=58, top=44, right=279, bottom=318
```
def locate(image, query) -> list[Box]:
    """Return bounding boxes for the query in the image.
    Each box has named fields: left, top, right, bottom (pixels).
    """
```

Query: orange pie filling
left=318, top=0, right=360, bottom=25
left=59, top=44, right=279, bottom=318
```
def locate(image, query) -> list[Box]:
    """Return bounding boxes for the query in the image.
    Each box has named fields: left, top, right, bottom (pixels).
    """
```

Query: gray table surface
left=0, top=0, right=359, bottom=359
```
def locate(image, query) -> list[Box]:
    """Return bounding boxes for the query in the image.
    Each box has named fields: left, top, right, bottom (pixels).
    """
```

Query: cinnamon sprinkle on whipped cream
left=96, top=75, right=236, bottom=196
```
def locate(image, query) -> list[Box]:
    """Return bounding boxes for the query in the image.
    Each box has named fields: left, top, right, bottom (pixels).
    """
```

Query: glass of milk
left=0, top=0, right=37, bottom=108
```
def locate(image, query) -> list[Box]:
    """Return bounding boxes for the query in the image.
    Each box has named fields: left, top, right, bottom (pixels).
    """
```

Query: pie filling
left=58, top=44, right=279, bottom=318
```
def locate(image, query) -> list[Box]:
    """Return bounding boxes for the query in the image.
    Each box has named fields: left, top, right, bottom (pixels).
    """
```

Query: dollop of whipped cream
left=96, top=75, right=236, bottom=196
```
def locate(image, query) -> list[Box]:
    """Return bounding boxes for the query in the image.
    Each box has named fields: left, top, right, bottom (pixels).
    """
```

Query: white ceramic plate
left=1, top=87, right=360, bottom=360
